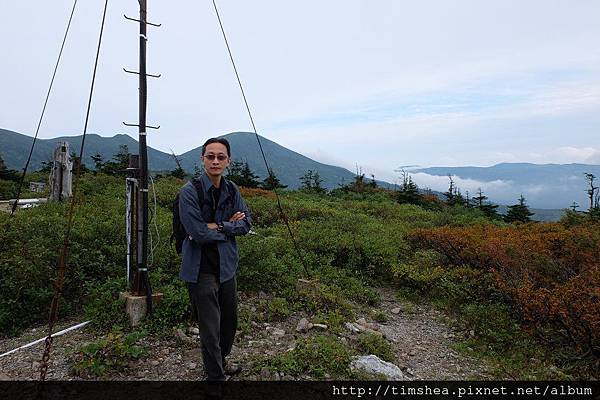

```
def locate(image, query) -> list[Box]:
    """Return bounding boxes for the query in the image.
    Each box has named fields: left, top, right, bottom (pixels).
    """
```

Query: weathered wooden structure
left=48, top=141, right=72, bottom=201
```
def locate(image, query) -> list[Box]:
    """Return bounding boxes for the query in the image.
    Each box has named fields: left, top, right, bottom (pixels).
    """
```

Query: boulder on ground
left=350, top=355, right=407, bottom=381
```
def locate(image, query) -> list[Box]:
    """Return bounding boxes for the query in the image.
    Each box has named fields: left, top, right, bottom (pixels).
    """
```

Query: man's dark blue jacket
left=178, top=173, right=251, bottom=283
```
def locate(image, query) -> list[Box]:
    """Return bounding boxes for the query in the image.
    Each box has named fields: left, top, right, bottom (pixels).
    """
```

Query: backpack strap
left=191, top=178, right=208, bottom=207
left=219, top=178, right=238, bottom=209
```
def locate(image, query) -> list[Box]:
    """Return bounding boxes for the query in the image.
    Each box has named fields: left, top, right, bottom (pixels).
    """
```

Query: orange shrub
left=239, top=187, right=276, bottom=199
left=408, top=222, right=600, bottom=360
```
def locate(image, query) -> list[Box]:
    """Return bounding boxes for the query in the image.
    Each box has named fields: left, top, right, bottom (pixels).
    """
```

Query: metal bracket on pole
left=124, top=14, right=161, bottom=27
left=123, top=68, right=161, bottom=78
left=123, top=121, right=160, bottom=130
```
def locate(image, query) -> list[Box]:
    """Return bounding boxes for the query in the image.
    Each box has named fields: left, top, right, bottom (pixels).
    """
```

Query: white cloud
left=1, top=0, right=600, bottom=171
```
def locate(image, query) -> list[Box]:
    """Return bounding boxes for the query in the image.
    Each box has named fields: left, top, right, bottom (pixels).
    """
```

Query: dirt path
left=0, top=288, right=489, bottom=381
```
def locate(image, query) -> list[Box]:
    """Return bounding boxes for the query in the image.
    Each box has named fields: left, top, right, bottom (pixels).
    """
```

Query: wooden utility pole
left=123, top=0, right=162, bottom=315
left=136, top=0, right=150, bottom=303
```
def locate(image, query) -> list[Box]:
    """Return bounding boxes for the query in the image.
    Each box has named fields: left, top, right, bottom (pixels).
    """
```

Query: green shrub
left=313, top=310, right=346, bottom=332
left=70, top=329, right=147, bottom=377
left=268, top=335, right=354, bottom=378
left=460, top=303, right=519, bottom=349
left=0, top=179, right=16, bottom=200
left=141, top=280, right=191, bottom=334
left=357, top=333, right=395, bottom=362
left=264, top=297, right=291, bottom=321
left=83, top=277, right=129, bottom=332
left=371, top=310, right=389, bottom=323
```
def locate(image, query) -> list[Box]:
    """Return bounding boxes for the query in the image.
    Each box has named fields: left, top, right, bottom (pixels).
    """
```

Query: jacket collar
left=198, top=172, right=230, bottom=206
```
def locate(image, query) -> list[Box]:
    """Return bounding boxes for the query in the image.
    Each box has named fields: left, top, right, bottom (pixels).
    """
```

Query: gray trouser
left=187, top=273, right=238, bottom=381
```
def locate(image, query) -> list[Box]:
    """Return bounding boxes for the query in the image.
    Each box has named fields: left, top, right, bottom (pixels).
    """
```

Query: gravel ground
left=0, top=288, right=489, bottom=381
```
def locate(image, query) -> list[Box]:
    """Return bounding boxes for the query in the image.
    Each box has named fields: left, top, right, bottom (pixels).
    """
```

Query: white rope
left=0, top=321, right=91, bottom=358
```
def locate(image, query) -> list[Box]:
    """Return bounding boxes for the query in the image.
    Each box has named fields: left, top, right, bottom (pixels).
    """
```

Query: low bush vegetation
left=1, top=172, right=598, bottom=378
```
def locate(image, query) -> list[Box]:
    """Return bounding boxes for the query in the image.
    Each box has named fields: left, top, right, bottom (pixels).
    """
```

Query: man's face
left=202, top=142, right=230, bottom=178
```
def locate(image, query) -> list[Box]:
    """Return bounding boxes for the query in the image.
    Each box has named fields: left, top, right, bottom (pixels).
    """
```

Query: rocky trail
left=0, top=288, right=490, bottom=381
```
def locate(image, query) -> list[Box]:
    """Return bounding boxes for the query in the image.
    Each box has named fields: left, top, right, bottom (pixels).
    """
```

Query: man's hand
left=229, top=212, right=245, bottom=222
left=205, top=212, right=244, bottom=230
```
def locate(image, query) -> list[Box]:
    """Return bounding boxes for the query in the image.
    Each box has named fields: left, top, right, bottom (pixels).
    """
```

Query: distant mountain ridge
left=0, top=128, right=362, bottom=190
left=1, top=128, right=588, bottom=218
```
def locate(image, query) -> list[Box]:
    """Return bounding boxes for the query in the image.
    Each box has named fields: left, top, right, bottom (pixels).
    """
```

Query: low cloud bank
left=409, top=172, right=589, bottom=210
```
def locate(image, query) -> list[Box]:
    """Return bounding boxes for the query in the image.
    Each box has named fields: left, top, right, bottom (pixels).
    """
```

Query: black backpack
left=171, top=178, right=234, bottom=254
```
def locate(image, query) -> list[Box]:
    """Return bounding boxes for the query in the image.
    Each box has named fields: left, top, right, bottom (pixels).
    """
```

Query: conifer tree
left=443, top=174, right=456, bottom=205
left=239, top=161, right=260, bottom=188
left=369, top=174, right=377, bottom=188
left=0, top=154, right=19, bottom=181
left=300, top=170, right=326, bottom=194
left=262, top=168, right=287, bottom=190
left=225, top=160, right=245, bottom=185
left=99, top=145, right=130, bottom=175
left=472, top=188, right=500, bottom=219
left=396, top=175, right=421, bottom=205
left=504, top=194, right=534, bottom=223
left=70, top=152, right=88, bottom=174
left=193, top=163, right=202, bottom=178
left=169, top=152, right=186, bottom=179
left=584, top=173, right=599, bottom=211
left=91, top=153, right=104, bottom=174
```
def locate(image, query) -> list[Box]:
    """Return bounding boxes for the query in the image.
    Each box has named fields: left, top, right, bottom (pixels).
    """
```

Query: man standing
left=178, top=137, right=251, bottom=381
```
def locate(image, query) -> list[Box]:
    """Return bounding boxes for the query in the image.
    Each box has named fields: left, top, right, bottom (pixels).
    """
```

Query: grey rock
left=350, top=355, right=407, bottom=381
left=270, top=328, right=286, bottom=337
left=312, top=323, right=328, bottom=330
left=391, top=307, right=402, bottom=314
left=296, top=318, right=313, bottom=332
left=260, top=367, right=270, bottom=380
left=188, top=327, right=199, bottom=335
left=175, top=329, right=194, bottom=345
left=357, top=317, right=380, bottom=331
left=345, top=322, right=362, bottom=334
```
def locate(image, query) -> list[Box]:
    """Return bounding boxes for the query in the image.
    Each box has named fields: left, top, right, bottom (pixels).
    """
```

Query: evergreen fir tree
left=100, top=145, right=130, bottom=175
left=300, top=170, right=326, bottom=194
left=261, top=168, right=287, bottom=190
left=225, top=160, right=245, bottom=185
left=504, top=194, right=534, bottom=223
left=239, top=161, right=260, bottom=188
left=169, top=152, right=187, bottom=179
left=170, top=165, right=186, bottom=179
left=472, top=188, right=500, bottom=219
left=443, top=175, right=456, bottom=204
left=70, top=152, right=88, bottom=174
left=0, top=154, right=19, bottom=181
left=396, top=176, right=421, bottom=205
left=369, top=174, right=377, bottom=188
left=193, top=163, right=202, bottom=178
left=91, top=153, right=104, bottom=174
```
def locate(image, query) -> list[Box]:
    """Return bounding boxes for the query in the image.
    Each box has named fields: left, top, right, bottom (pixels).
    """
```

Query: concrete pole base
left=119, top=292, right=163, bottom=327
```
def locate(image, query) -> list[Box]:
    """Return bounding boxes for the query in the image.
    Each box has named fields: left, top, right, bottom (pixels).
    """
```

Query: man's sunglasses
left=203, top=154, right=228, bottom=161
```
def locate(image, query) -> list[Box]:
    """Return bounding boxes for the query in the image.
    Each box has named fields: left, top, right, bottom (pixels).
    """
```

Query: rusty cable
left=39, top=0, right=109, bottom=381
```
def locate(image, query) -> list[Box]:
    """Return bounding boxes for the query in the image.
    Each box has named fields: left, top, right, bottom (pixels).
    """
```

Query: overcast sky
left=1, top=0, right=599, bottom=186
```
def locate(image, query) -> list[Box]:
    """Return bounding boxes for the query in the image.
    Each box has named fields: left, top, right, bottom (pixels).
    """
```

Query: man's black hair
left=202, top=138, right=231, bottom=157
